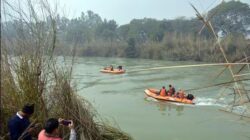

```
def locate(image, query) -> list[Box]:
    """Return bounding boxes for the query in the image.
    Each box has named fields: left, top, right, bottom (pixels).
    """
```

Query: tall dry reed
left=1, top=0, right=132, bottom=139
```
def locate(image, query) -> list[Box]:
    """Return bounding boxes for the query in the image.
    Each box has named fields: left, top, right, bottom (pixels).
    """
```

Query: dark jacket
left=8, top=113, right=32, bottom=140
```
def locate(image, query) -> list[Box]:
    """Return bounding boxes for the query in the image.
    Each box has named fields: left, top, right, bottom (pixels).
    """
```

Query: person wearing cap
left=38, top=118, right=76, bottom=140
left=8, top=103, right=35, bottom=140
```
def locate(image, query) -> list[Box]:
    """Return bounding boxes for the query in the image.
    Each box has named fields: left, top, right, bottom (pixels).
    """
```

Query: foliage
left=3, top=1, right=250, bottom=62
left=1, top=0, right=132, bottom=139
left=209, top=1, right=250, bottom=34
left=125, top=38, right=137, bottom=58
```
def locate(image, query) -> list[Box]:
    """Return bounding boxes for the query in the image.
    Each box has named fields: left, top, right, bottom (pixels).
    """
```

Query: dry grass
left=1, top=0, right=132, bottom=139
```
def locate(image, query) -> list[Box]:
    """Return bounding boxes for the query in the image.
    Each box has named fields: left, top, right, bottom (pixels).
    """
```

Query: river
left=71, top=57, right=250, bottom=140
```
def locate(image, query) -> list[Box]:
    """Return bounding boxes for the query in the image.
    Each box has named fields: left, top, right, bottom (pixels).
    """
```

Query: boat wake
left=194, top=97, right=227, bottom=107
left=145, top=96, right=228, bottom=107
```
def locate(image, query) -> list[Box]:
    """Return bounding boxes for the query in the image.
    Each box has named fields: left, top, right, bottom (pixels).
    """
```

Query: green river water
left=71, top=57, right=250, bottom=140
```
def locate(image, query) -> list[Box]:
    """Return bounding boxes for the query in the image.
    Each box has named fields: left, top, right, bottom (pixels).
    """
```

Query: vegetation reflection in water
left=144, top=98, right=185, bottom=116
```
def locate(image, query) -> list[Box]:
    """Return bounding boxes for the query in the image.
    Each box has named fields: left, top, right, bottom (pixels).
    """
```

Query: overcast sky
left=59, top=0, right=250, bottom=25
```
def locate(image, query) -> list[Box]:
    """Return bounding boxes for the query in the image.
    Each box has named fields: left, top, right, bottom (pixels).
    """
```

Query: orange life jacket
left=160, top=89, right=166, bottom=96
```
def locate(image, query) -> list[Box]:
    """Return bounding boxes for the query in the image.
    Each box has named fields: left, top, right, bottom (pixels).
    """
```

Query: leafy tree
left=96, top=19, right=118, bottom=46
left=3, top=1, right=249, bottom=61
left=209, top=1, right=250, bottom=34
left=125, top=38, right=137, bottom=58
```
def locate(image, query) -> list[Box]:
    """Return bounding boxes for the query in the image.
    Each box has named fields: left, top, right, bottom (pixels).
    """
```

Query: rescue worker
left=159, top=86, right=167, bottom=96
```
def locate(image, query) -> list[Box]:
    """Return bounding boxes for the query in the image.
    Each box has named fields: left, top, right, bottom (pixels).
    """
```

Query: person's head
left=169, top=85, right=172, bottom=88
left=44, top=118, right=59, bottom=135
left=21, top=103, right=34, bottom=117
left=162, top=86, right=165, bottom=89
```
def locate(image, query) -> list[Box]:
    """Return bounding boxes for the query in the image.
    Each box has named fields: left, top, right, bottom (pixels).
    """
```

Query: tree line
left=3, top=1, right=250, bottom=62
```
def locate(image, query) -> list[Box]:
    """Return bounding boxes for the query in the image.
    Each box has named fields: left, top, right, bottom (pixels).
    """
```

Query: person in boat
left=167, top=84, right=175, bottom=96
left=104, top=66, right=109, bottom=70
left=158, top=86, right=167, bottom=96
left=177, top=89, right=186, bottom=99
left=104, top=65, right=113, bottom=71
left=186, top=94, right=195, bottom=101
left=117, top=65, right=123, bottom=71
left=110, top=65, right=114, bottom=71
left=174, top=89, right=180, bottom=97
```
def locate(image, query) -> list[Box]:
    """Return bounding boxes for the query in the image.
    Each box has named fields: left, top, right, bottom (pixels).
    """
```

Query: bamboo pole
left=207, top=21, right=243, bottom=99
left=190, top=3, right=247, bottom=103
left=128, top=63, right=250, bottom=73
left=244, top=52, right=250, bottom=71
left=185, top=78, right=250, bottom=92
left=233, top=73, right=250, bottom=77
left=237, top=56, right=250, bottom=63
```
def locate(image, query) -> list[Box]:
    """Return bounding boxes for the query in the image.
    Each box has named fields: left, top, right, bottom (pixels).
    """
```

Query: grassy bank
left=67, top=32, right=249, bottom=62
